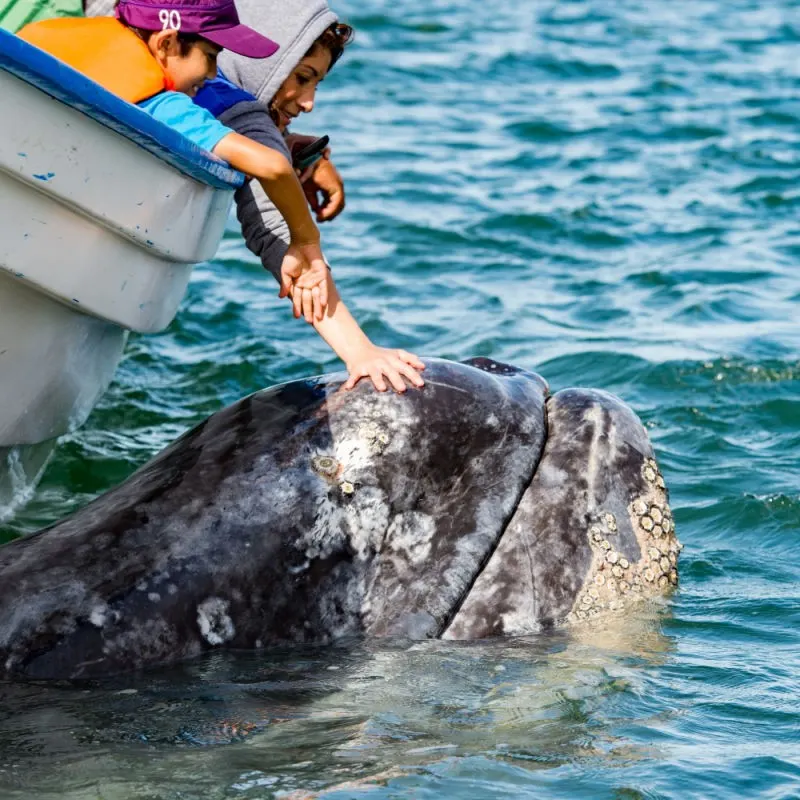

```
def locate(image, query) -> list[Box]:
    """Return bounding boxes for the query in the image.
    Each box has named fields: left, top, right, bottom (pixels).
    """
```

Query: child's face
left=149, top=31, right=221, bottom=97
left=270, top=46, right=333, bottom=132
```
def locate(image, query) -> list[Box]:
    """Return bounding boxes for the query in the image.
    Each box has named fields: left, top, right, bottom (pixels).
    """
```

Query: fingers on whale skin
left=442, top=388, right=681, bottom=641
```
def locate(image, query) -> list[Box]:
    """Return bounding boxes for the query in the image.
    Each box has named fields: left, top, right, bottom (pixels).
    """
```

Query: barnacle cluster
left=359, top=421, right=390, bottom=455
left=311, top=454, right=357, bottom=496
left=567, top=457, right=682, bottom=624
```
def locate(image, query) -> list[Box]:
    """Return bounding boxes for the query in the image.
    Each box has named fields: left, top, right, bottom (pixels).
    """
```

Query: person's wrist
left=289, top=227, right=321, bottom=248
left=344, top=339, right=376, bottom=369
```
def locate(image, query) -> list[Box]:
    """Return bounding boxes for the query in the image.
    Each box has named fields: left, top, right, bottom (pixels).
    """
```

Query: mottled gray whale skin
left=0, top=358, right=680, bottom=680
left=0, top=358, right=547, bottom=678
left=444, top=388, right=681, bottom=638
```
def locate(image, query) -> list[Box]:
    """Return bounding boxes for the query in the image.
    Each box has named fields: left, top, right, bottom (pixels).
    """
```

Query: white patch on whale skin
left=345, top=486, right=391, bottom=560
left=331, top=437, right=373, bottom=473
left=300, top=492, right=349, bottom=561
left=89, top=605, right=108, bottom=628
left=518, top=414, right=542, bottom=435
left=299, top=394, right=421, bottom=568
left=316, top=574, right=367, bottom=641
left=0, top=579, right=88, bottom=651
left=582, top=405, right=605, bottom=513
left=362, top=512, right=439, bottom=634
left=197, top=597, right=235, bottom=646
left=500, top=595, right=542, bottom=637
left=386, top=512, right=436, bottom=565
left=328, top=393, right=418, bottom=467
left=300, top=482, right=390, bottom=563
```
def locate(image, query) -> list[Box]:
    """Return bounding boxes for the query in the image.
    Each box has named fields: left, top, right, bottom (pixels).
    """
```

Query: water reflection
left=0, top=607, right=676, bottom=798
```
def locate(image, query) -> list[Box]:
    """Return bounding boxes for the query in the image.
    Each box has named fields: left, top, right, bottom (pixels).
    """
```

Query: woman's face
left=270, top=46, right=333, bottom=132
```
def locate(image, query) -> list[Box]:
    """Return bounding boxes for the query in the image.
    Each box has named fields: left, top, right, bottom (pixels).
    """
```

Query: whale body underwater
left=0, top=358, right=681, bottom=679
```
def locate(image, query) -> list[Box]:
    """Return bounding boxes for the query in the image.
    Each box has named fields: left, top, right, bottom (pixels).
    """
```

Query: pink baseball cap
left=116, top=0, right=280, bottom=58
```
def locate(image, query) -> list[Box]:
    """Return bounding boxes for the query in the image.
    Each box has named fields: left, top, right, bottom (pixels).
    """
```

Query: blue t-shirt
left=138, top=91, right=232, bottom=153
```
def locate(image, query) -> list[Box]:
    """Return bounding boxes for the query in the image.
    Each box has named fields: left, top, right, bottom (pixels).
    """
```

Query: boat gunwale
left=0, top=27, right=245, bottom=191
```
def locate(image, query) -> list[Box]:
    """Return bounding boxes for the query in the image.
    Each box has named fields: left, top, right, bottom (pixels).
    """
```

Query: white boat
left=0, top=27, right=243, bottom=516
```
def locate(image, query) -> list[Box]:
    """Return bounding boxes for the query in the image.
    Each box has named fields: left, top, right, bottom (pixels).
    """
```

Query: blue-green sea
left=1, top=0, right=799, bottom=797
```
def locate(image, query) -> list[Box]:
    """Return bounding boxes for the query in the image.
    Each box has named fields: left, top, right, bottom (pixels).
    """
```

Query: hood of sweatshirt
left=217, top=0, right=338, bottom=107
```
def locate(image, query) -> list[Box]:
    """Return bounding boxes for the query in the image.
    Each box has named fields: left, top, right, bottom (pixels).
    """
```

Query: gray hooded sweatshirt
left=216, top=0, right=338, bottom=279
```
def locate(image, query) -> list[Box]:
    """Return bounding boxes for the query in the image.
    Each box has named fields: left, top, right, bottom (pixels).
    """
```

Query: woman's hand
left=286, top=133, right=346, bottom=223
left=302, top=151, right=346, bottom=223
left=344, top=346, right=426, bottom=393
left=279, top=242, right=329, bottom=323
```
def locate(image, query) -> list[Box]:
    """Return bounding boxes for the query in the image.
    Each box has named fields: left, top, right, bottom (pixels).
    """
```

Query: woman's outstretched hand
left=344, top=346, right=426, bottom=393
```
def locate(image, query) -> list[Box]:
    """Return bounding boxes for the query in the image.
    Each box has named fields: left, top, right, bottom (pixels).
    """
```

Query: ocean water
left=1, top=0, right=799, bottom=797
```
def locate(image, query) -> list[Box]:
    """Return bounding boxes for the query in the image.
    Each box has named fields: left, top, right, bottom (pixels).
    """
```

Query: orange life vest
left=17, top=17, right=169, bottom=104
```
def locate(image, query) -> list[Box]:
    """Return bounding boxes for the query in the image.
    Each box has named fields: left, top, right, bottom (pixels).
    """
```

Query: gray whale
left=0, top=358, right=681, bottom=679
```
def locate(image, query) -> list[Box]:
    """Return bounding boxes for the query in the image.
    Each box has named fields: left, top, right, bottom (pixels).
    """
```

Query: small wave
left=503, top=120, right=586, bottom=142
left=0, top=442, right=56, bottom=534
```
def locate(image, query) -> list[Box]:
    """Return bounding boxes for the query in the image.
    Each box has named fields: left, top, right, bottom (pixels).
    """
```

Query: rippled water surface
left=2, top=0, right=799, bottom=797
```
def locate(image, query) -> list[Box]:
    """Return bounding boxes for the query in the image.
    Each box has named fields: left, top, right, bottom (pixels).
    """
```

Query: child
left=18, top=0, right=329, bottom=322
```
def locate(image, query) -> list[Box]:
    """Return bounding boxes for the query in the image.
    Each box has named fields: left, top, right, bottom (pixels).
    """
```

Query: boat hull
left=0, top=272, right=127, bottom=447
left=0, top=28, right=244, bottom=510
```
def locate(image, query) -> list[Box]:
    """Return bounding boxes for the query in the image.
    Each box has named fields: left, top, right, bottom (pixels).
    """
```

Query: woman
left=193, top=0, right=425, bottom=394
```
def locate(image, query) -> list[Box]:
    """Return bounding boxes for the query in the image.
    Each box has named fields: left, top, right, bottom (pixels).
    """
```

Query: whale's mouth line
left=437, top=397, right=551, bottom=639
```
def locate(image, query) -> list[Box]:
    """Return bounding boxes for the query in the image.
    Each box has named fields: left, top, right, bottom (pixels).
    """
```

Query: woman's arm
left=285, top=133, right=346, bottom=223
left=304, top=155, right=346, bottom=222
left=314, top=278, right=425, bottom=393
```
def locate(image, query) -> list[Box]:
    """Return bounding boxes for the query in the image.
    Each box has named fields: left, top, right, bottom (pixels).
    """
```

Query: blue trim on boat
left=0, top=27, right=244, bottom=190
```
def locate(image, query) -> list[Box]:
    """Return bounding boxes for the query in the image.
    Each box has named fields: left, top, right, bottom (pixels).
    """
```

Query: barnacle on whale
left=570, top=454, right=682, bottom=627
left=312, top=455, right=340, bottom=479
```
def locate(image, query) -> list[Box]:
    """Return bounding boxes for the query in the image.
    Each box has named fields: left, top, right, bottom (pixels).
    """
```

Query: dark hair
left=172, top=31, right=211, bottom=55
left=307, top=22, right=354, bottom=69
